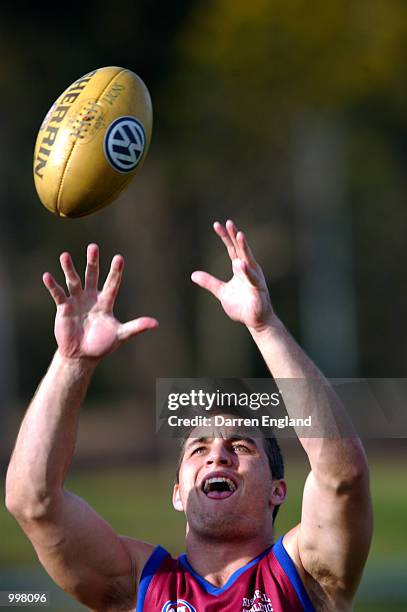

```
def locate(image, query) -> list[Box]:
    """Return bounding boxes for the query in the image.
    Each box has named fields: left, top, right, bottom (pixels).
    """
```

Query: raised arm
left=192, top=220, right=372, bottom=610
left=5, top=244, right=158, bottom=611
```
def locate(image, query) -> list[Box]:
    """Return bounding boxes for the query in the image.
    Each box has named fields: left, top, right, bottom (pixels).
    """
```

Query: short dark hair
left=174, top=413, right=285, bottom=523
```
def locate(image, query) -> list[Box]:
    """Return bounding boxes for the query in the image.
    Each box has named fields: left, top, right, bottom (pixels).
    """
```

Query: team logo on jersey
left=104, top=116, right=146, bottom=172
left=162, top=600, right=197, bottom=612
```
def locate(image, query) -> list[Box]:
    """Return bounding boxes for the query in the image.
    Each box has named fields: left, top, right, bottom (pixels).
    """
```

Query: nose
left=205, top=441, right=233, bottom=466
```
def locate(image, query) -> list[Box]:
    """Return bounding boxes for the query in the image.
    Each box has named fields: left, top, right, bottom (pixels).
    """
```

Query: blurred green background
left=1, top=0, right=407, bottom=610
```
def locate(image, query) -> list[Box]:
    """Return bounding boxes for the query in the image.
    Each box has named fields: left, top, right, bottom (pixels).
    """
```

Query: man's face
left=173, top=419, right=286, bottom=542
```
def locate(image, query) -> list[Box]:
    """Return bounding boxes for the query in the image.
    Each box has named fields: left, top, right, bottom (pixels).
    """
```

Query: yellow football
left=33, top=66, right=152, bottom=218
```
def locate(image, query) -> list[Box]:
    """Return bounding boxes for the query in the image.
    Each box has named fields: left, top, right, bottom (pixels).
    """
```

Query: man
left=6, top=220, right=372, bottom=611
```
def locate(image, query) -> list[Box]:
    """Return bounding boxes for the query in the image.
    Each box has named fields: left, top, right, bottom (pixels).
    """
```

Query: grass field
left=1, top=454, right=406, bottom=611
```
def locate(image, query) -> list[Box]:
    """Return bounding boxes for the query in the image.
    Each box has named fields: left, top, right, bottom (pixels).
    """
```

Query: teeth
left=203, top=477, right=237, bottom=493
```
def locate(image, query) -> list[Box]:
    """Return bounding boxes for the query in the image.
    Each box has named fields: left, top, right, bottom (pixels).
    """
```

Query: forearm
left=249, top=315, right=368, bottom=482
left=6, top=351, right=97, bottom=517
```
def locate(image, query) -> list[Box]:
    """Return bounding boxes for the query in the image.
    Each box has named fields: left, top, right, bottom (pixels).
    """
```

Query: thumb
left=191, top=271, right=224, bottom=300
left=117, top=317, right=159, bottom=341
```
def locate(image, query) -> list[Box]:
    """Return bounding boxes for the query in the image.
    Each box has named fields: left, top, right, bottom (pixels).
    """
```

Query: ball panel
left=57, top=70, right=152, bottom=217
left=34, top=67, right=124, bottom=214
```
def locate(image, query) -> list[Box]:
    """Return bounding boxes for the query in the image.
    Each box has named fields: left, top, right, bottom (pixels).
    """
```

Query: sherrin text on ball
left=33, top=66, right=152, bottom=218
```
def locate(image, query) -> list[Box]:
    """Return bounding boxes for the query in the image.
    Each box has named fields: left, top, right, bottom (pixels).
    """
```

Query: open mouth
left=202, top=476, right=237, bottom=500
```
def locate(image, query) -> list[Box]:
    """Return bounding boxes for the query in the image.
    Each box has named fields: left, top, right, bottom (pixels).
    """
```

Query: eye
left=191, top=446, right=207, bottom=456
left=232, top=444, right=250, bottom=453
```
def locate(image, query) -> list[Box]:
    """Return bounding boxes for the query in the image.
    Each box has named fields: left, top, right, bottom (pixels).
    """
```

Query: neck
left=185, top=529, right=274, bottom=588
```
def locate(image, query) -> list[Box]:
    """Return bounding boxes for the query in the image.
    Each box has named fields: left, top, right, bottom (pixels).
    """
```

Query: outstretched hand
left=43, top=244, right=158, bottom=360
left=191, top=220, right=274, bottom=332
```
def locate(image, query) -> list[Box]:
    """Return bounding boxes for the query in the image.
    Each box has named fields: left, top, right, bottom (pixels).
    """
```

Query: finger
left=236, top=230, right=257, bottom=266
left=239, top=260, right=260, bottom=287
left=226, top=219, right=240, bottom=256
left=85, top=243, right=99, bottom=290
left=101, top=254, right=124, bottom=310
left=60, top=252, right=82, bottom=296
left=42, top=272, right=67, bottom=306
left=117, top=317, right=159, bottom=341
left=213, top=221, right=238, bottom=261
left=191, top=270, right=224, bottom=300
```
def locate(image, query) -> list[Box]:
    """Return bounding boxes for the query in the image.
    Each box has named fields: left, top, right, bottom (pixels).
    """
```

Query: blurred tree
left=159, top=0, right=407, bottom=376
left=0, top=0, right=199, bottom=409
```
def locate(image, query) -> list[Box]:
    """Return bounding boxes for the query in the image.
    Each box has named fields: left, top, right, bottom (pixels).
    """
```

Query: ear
left=172, top=483, right=184, bottom=512
left=269, top=478, right=287, bottom=509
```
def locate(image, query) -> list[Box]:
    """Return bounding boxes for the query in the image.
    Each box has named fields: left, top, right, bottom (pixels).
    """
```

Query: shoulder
left=266, top=531, right=316, bottom=612
left=281, top=527, right=353, bottom=612
left=281, top=526, right=302, bottom=571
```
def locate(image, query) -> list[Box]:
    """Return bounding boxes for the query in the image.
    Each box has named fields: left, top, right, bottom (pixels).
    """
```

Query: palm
left=218, top=262, right=269, bottom=328
left=43, top=245, right=158, bottom=360
left=55, top=294, right=120, bottom=359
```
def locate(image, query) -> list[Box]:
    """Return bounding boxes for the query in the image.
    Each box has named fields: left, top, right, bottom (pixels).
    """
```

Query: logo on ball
left=104, top=116, right=146, bottom=172
left=162, top=600, right=197, bottom=612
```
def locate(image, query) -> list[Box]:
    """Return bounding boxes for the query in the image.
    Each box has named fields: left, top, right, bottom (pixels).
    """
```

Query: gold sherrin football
left=33, top=66, right=152, bottom=217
